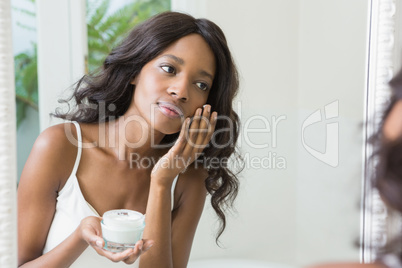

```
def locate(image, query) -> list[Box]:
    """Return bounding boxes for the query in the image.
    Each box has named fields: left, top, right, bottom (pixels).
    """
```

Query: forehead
left=159, top=34, right=216, bottom=76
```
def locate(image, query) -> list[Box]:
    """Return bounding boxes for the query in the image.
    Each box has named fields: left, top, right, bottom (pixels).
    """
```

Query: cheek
left=190, top=98, right=209, bottom=114
left=134, top=77, right=162, bottom=103
left=383, top=101, right=402, bottom=141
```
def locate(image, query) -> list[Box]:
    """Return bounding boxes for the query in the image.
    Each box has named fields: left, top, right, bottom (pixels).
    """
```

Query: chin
left=152, top=122, right=181, bottom=135
left=159, top=126, right=181, bottom=135
left=152, top=115, right=183, bottom=135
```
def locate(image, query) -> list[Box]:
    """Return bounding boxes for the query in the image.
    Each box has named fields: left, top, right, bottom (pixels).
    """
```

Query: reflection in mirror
left=362, top=0, right=402, bottom=263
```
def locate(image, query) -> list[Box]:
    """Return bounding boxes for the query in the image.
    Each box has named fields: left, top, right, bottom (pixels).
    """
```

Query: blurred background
left=12, top=0, right=369, bottom=266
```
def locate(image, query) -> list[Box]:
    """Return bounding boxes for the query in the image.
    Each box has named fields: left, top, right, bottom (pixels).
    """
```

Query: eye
left=195, top=82, right=209, bottom=91
left=161, top=65, right=175, bottom=74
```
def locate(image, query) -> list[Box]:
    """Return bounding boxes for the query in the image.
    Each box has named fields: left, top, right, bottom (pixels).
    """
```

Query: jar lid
left=103, top=209, right=145, bottom=229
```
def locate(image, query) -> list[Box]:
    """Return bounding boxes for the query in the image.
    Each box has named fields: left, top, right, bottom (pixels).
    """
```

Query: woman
left=309, top=69, right=402, bottom=268
left=18, top=11, right=242, bottom=267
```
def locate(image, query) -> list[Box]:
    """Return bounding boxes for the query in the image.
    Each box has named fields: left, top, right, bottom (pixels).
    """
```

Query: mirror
left=5, top=0, right=400, bottom=267
left=187, top=0, right=368, bottom=266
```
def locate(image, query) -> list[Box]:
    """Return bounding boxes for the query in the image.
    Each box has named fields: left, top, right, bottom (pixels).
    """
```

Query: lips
left=157, top=102, right=183, bottom=118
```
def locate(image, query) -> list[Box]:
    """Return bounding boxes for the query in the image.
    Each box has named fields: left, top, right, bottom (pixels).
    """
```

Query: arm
left=140, top=180, right=174, bottom=267
left=140, top=167, right=207, bottom=268
left=18, top=124, right=144, bottom=267
left=139, top=106, right=216, bottom=268
left=18, top=125, right=89, bottom=267
left=171, top=168, right=208, bottom=267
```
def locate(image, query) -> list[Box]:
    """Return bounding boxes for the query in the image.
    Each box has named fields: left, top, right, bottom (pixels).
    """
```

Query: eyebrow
left=163, top=54, right=184, bottom=65
left=199, top=70, right=214, bottom=81
left=161, top=54, right=214, bottom=81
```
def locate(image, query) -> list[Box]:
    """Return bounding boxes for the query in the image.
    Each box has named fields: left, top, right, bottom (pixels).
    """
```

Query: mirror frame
left=0, top=0, right=18, bottom=267
left=362, top=0, right=401, bottom=262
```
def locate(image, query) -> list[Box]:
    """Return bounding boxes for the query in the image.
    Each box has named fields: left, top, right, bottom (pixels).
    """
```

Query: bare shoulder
left=32, top=122, right=78, bottom=164
left=34, top=122, right=78, bottom=151
left=19, top=122, right=79, bottom=191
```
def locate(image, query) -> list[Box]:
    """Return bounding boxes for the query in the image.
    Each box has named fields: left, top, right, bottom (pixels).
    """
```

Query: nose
left=168, top=78, right=189, bottom=102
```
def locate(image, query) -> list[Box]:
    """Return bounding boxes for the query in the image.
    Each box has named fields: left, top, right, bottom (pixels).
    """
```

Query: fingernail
left=96, top=240, right=103, bottom=247
left=207, top=105, right=211, bottom=113
left=197, top=108, right=201, bottom=116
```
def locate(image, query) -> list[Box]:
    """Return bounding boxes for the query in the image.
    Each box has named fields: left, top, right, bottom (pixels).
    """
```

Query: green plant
left=13, top=0, right=38, bottom=128
left=14, top=44, right=38, bottom=128
left=14, top=0, right=170, bottom=127
left=87, top=0, right=170, bottom=72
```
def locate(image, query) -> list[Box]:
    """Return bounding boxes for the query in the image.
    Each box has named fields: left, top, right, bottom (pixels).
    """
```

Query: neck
left=102, top=116, right=167, bottom=163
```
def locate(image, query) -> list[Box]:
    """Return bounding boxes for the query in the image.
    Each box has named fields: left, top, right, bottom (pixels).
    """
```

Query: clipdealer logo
left=301, top=100, right=339, bottom=167
left=62, top=100, right=340, bottom=168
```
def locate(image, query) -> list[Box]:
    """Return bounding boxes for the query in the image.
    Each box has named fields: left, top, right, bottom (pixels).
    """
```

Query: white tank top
left=42, top=121, right=179, bottom=267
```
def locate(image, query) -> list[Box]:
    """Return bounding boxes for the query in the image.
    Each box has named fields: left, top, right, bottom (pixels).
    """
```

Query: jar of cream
left=101, top=209, right=145, bottom=252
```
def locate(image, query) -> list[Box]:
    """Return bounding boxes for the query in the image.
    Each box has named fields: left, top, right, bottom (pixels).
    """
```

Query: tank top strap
left=171, top=174, right=179, bottom=211
left=71, top=121, right=83, bottom=176
left=69, top=120, right=177, bottom=212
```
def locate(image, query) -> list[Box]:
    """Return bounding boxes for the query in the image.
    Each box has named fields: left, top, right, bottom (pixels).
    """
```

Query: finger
left=123, top=252, right=140, bottom=265
left=142, top=239, right=154, bottom=252
left=173, top=117, right=191, bottom=153
left=81, top=226, right=104, bottom=248
left=151, top=118, right=190, bottom=175
left=134, top=239, right=144, bottom=252
left=123, top=241, right=144, bottom=264
left=164, top=118, right=190, bottom=160
left=93, top=245, right=107, bottom=256
left=108, top=248, right=135, bottom=263
left=183, top=105, right=212, bottom=156
left=85, top=233, right=104, bottom=248
left=201, top=111, right=218, bottom=147
left=182, top=108, right=204, bottom=156
left=194, top=105, right=212, bottom=148
left=186, top=108, right=202, bottom=148
left=96, top=247, right=135, bottom=263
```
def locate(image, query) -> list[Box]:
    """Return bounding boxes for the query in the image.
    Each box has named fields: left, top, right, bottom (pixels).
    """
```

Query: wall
left=37, top=0, right=87, bottom=131
left=296, top=0, right=368, bottom=264
left=196, top=0, right=299, bottom=264
left=172, top=0, right=369, bottom=266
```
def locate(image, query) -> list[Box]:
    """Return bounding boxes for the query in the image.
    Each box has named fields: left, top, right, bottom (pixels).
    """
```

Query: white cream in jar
left=101, top=209, right=145, bottom=252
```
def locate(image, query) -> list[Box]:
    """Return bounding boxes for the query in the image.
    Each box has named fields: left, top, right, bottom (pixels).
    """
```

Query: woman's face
left=383, top=100, right=402, bottom=141
left=130, top=33, right=216, bottom=135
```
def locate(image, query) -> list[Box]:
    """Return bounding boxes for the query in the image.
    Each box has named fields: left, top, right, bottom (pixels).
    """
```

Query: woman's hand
left=151, top=104, right=217, bottom=184
left=79, top=216, right=154, bottom=264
